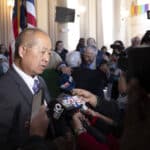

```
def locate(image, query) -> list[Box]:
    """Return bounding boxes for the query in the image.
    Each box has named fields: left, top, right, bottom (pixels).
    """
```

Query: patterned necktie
left=32, top=79, right=41, bottom=94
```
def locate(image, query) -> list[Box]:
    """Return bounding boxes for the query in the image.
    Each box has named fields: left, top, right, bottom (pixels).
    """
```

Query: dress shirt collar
left=13, top=63, right=38, bottom=94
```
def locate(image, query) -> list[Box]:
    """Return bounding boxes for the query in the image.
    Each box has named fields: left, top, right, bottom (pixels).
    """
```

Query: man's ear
left=18, top=46, right=27, bottom=58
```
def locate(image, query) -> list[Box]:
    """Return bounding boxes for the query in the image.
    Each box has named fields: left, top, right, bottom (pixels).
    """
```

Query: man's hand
left=30, top=105, right=49, bottom=137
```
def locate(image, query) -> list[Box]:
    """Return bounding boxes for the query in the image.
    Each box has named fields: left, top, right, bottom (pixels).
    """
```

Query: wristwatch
left=74, top=127, right=86, bottom=135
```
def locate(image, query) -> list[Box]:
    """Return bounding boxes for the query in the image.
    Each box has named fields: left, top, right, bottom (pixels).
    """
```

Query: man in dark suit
left=0, top=28, right=52, bottom=149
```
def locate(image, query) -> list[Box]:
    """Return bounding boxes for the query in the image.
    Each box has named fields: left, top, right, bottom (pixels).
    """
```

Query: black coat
left=72, top=67, right=107, bottom=97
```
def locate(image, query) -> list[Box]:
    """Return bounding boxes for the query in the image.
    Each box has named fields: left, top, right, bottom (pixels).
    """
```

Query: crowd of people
left=0, top=28, right=150, bottom=150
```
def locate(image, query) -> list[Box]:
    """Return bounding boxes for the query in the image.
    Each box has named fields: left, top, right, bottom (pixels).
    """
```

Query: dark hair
left=84, top=45, right=97, bottom=54
left=99, top=59, right=108, bottom=66
left=76, top=38, right=85, bottom=51
left=121, top=79, right=150, bottom=150
left=121, top=46, right=150, bottom=150
left=110, top=40, right=125, bottom=51
left=141, top=30, right=150, bottom=45
left=101, top=46, right=107, bottom=52
left=127, top=46, right=150, bottom=92
left=55, top=41, right=63, bottom=50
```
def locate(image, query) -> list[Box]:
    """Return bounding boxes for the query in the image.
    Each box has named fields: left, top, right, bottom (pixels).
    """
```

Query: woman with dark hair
left=121, top=46, right=150, bottom=150
left=76, top=38, right=85, bottom=54
left=54, top=41, right=68, bottom=61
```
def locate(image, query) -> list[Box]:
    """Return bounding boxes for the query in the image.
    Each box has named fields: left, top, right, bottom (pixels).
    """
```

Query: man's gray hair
left=84, top=45, right=97, bottom=54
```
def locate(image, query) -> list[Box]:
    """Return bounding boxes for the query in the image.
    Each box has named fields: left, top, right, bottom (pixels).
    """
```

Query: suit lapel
left=9, top=68, right=33, bottom=106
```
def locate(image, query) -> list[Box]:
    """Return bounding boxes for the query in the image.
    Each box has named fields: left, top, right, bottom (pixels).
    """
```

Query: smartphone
left=57, top=94, right=84, bottom=110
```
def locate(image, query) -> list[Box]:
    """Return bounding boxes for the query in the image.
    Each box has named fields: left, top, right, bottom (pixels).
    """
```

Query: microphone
left=53, top=103, right=64, bottom=120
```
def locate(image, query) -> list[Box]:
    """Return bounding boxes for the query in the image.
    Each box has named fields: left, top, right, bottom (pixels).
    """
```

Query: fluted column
left=48, top=0, right=57, bottom=49
left=79, top=0, right=96, bottom=41
left=96, top=0, right=104, bottom=48
left=36, top=0, right=49, bottom=33
left=0, top=0, right=13, bottom=47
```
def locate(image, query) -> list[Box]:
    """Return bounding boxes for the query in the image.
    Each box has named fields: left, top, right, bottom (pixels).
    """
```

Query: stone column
left=96, top=0, right=104, bottom=48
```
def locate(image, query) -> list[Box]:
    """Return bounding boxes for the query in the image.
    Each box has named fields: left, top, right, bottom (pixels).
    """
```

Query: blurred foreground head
left=127, top=46, right=150, bottom=92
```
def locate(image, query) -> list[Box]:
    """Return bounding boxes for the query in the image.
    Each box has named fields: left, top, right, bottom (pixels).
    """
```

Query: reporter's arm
left=72, top=88, right=120, bottom=125
left=72, top=112, right=109, bottom=150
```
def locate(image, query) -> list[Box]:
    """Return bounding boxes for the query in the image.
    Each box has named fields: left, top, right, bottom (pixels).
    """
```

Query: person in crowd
left=140, top=30, right=150, bottom=45
left=108, top=40, right=126, bottom=100
left=126, top=36, right=141, bottom=54
left=101, top=46, right=111, bottom=62
left=81, top=45, right=103, bottom=70
left=72, top=88, right=121, bottom=128
left=86, top=38, right=104, bottom=67
left=70, top=95, right=120, bottom=150
left=131, top=36, right=141, bottom=47
left=96, top=60, right=110, bottom=97
left=116, top=72, right=128, bottom=113
left=101, top=46, right=108, bottom=53
left=57, top=41, right=103, bottom=75
left=66, top=51, right=82, bottom=68
left=0, top=44, right=9, bottom=76
left=0, top=44, right=9, bottom=58
left=57, top=51, right=81, bottom=93
left=110, top=40, right=125, bottom=56
left=76, top=38, right=85, bottom=54
left=87, top=37, right=97, bottom=47
left=72, top=112, right=110, bottom=150
left=41, top=51, right=63, bottom=100
left=54, top=40, right=68, bottom=61
left=0, top=28, right=52, bottom=149
left=46, top=51, right=62, bottom=70
left=65, top=53, right=108, bottom=97
left=57, top=45, right=99, bottom=75
left=120, top=46, right=150, bottom=150
left=56, top=45, right=104, bottom=94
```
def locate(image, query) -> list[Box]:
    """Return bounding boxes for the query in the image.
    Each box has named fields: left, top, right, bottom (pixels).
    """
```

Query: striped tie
left=32, top=79, right=41, bottom=94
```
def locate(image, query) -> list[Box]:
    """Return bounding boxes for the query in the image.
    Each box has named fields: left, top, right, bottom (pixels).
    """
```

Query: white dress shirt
left=13, top=63, right=39, bottom=94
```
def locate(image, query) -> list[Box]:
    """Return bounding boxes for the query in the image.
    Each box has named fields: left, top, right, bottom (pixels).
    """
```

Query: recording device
left=53, top=103, right=64, bottom=120
left=46, top=94, right=88, bottom=138
left=57, top=94, right=87, bottom=111
left=47, top=93, right=88, bottom=120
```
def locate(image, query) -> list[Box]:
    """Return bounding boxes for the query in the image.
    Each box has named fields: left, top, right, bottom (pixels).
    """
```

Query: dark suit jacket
left=72, top=67, right=107, bottom=97
left=0, top=67, right=50, bottom=149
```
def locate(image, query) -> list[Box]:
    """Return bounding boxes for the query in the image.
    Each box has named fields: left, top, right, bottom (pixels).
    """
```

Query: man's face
left=20, top=32, right=52, bottom=76
left=83, top=48, right=96, bottom=65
